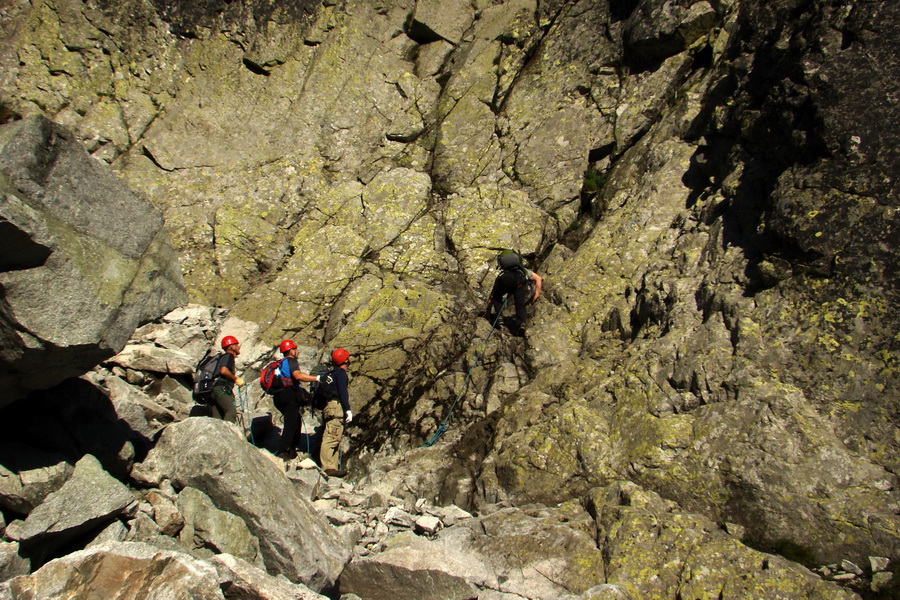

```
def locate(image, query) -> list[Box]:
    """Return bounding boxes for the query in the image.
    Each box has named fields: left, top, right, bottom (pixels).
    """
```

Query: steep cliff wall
left=1, top=0, right=897, bottom=588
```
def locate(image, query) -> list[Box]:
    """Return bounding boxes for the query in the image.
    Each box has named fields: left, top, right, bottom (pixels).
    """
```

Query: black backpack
left=309, top=369, right=339, bottom=410
left=497, top=250, right=528, bottom=288
left=497, top=249, right=522, bottom=270
left=192, top=352, right=224, bottom=403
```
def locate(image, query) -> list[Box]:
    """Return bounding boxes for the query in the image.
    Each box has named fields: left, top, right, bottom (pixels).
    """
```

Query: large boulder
left=0, top=540, right=329, bottom=599
left=177, top=486, right=264, bottom=568
left=340, top=531, right=483, bottom=600
left=0, top=115, right=187, bottom=406
left=0, top=541, right=223, bottom=599
left=4, top=454, right=136, bottom=563
left=0, top=542, right=29, bottom=582
left=0, top=442, right=72, bottom=515
left=134, top=417, right=351, bottom=591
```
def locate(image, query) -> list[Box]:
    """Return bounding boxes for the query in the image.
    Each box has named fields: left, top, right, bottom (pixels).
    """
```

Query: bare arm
left=291, top=369, right=318, bottom=383
left=530, top=272, right=543, bottom=303
left=219, top=356, right=239, bottom=383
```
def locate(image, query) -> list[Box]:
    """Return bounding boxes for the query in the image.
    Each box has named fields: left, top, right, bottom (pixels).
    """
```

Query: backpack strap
left=213, top=353, right=228, bottom=381
left=514, top=266, right=528, bottom=288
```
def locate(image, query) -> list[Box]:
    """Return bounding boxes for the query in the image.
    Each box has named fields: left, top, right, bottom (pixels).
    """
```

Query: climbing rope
left=300, top=405, right=312, bottom=457
left=235, top=385, right=255, bottom=446
left=423, top=297, right=508, bottom=448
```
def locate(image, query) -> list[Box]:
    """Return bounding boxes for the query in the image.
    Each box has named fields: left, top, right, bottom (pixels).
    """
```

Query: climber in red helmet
left=319, top=347, right=353, bottom=478
left=273, top=339, right=322, bottom=459
left=211, top=335, right=244, bottom=423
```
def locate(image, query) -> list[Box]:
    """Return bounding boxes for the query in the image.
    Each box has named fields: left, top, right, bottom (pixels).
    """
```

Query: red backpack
left=259, top=358, right=292, bottom=394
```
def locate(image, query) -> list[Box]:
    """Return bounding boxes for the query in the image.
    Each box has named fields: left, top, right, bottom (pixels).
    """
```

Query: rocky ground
left=0, top=305, right=891, bottom=599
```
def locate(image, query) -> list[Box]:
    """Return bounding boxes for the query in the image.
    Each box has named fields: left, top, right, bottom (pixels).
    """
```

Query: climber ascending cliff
left=483, top=250, right=543, bottom=337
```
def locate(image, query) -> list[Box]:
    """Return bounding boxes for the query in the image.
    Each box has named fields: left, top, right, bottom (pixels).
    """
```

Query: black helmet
left=497, top=250, right=521, bottom=269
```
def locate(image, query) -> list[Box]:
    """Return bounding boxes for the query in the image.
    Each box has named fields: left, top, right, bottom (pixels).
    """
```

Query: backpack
left=259, top=358, right=293, bottom=395
left=496, top=250, right=528, bottom=288
left=497, top=249, right=522, bottom=270
left=192, top=353, right=224, bottom=403
left=309, top=368, right=339, bottom=410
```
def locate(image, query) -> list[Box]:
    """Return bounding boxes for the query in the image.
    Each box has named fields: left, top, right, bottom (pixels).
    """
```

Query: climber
left=484, top=250, right=542, bottom=336
left=211, top=335, right=244, bottom=423
left=273, top=339, right=321, bottom=460
left=319, top=348, right=353, bottom=478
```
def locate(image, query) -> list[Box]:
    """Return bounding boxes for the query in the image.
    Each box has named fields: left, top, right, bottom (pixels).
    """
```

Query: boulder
left=287, top=467, right=324, bottom=500
left=85, top=520, right=128, bottom=549
left=135, top=417, right=350, bottom=590
left=210, top=553, right=328, bottom=600
left=4, top=454, right=136, bottom=563
left=622, top=0, right=718, bottom=68
left=0, top=542, right=29, bottom=582
left=0, top=115, right=187, bottom=406
left=409, top=0, right=473, bottom=45
left=144, top=490, right=184, bottom=538
left=339, top=532, right=482, bottom=600
left=105, top=375, right=177, bottom=436
left=0, top=541, right=223, bottom=599
left=177, top=486, right=263, bottom=567
left=444, top=502, right=606, bottom=599
left=0, top=442, right=72, bottom=514
left=103, top=376, right=159, bottom=439
left=106, top=344, right=195, bottom=376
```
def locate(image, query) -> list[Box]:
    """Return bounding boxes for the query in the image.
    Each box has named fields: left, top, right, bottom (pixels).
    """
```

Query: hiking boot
left=275, top=449, right=297, bottom=460
left=324, top=468, right=348, bottom=478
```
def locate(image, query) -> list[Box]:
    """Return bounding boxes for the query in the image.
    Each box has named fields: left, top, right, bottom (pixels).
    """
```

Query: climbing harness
left=423, top=297, right=508, bottom=448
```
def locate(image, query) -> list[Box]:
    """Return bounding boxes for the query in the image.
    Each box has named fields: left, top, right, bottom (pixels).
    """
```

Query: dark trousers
left=490, top=276, right=530, bottom=329
left=273, top=388, right=302, bottom=453
left=211, top=384, right=237, bottom=423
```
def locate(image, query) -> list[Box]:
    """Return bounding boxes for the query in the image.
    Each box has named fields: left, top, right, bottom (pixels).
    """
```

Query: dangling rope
left=235, top=385, right=255, bottom=446
left=300, top=404, right=312, bottom=457
left=423, top=297, right=508, bottom=447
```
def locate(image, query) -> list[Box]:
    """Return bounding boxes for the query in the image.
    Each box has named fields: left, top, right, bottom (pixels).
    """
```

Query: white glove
left=345, top=410, right=353, bottom=423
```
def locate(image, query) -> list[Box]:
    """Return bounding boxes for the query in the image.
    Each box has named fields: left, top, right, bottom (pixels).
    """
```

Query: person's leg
left=291, top=393, right=305, bottom=449
left=512, top=285, right=529, bottom=332
left=488, top=277, right=507, bottom=323
left=274, top=391, right=299, bottom=454
left=319, top=400, right=344, bottom=472
left=212, top=387, right=237, bottom=422
left=489, top=295, right=506, bottom=323
left=208, top=402, right=222, bottom=419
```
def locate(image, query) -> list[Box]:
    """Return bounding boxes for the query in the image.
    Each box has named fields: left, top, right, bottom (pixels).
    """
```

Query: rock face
left=0, top=115, right=187, bottom=405
left=0, top=0, right=898, bottom=596
left=0, top=308, right=878, bottom=598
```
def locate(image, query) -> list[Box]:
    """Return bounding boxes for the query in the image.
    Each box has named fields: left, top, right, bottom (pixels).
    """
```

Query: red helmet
left=331, top=348, right=350, bottom=366
left=221, top=335, right=239, bottom=349
left=279, top=339, right=298, bottom=354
